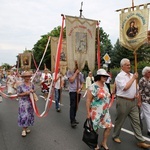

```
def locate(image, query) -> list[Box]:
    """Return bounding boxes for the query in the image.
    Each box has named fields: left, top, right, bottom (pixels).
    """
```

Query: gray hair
left=120, top=58, right=130, bottom=67
left=142, top=66, right=150, bottom=75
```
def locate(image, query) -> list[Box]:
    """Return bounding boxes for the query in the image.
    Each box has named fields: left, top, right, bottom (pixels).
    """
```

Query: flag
left=120, top=5, right=149, bottom=51
left=65, top=15, right=97, bottom=71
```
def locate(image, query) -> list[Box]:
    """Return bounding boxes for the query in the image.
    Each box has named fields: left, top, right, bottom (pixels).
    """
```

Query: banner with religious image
left=65, top=15, right=97, bottom=71
left=20, top=52, right=31, bottom=70
left=120, top=5, right=149, bottom=51
left=51, top=37, right=67, bottom=75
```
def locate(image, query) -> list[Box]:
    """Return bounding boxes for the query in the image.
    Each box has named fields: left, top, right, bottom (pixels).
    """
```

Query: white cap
left=96, top=69, right=110, bottom=77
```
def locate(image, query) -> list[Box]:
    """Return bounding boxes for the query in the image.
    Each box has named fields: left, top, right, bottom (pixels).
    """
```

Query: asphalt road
left=0, top=84, right=150, bottom=150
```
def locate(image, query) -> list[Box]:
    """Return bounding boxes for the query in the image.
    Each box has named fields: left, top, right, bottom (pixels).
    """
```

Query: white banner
left=65, top=16, right=97, bottom=71
left=120, top=7, right=149, bottom=51
left=51, top=37, right=67, bottom=75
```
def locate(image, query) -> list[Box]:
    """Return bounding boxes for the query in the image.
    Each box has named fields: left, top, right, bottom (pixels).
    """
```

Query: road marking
left=112, top=124, right=150, bottom=141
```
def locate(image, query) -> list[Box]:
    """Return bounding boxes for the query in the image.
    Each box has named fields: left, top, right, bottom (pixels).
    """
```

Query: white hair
left=142, top=66, right=150, bottom=75
left=120, top=58, right=130, bottom=67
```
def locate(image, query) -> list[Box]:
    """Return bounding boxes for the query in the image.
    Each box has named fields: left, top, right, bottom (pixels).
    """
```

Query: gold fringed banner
left=65, top=15, right=97, bottom=71
left=120, top=6, right=149, bottom=51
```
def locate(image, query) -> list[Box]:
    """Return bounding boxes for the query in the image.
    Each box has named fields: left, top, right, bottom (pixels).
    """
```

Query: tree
left=98, top=27, right=113, bottom=67
left=110, top=39, right=150, bottom=69
left=1, top=63, right=11, bottom=70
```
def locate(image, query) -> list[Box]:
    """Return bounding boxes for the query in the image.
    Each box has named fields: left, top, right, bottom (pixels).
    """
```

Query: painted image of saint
left=76, top=32, right=87, bottom=53
left=23, top=56, right=29, bottom=66
left=126, top=20, right=138, bottom=38
left=60, top=48, right=66, bottom=61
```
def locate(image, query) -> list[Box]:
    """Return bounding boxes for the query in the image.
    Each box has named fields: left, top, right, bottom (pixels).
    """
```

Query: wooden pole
left=97, top=21, right=101, bottom=69
left=75, top=61, right=79, bottom=111
left=132, top=0, right=134, bottom=10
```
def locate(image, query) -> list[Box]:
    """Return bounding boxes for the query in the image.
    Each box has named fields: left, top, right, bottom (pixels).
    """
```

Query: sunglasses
left=101, top=75, right=108, bottom=78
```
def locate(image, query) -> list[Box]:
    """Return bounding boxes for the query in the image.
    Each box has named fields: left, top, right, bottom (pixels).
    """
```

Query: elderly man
left=112, top=58, right=150, bottom=149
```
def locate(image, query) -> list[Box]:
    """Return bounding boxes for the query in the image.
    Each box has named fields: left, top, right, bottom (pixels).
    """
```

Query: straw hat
left=21, top=71, right=33, bottom=77
left=96, top=69, right=110, bottom=77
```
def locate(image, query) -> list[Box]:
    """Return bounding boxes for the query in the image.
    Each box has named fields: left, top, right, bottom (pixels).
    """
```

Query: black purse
left=82, top=118, right=98, bottom=149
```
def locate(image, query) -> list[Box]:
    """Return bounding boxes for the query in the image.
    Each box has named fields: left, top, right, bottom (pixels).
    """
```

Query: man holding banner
left=67, top=68, right=84, bottom=128
left=112, top=58, right=150, bottom=149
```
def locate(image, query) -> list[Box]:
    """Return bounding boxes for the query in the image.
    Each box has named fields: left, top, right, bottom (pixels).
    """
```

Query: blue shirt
left=67, top=70, right=84, bottom=92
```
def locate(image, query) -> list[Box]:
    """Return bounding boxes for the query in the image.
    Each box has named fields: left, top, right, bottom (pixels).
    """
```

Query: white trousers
left=141, top=102, right=150, bottom=132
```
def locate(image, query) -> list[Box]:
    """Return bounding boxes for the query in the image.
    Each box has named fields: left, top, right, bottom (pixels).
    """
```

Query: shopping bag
left=82, top=118, right=98, bottom=149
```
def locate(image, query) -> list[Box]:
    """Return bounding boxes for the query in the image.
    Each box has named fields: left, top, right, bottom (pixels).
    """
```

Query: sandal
left=100, top=144, right=109, bottom=150
left=26, top=128, right=31, bottom=133
left=22, top=130, right=26, bottom=137
left=95, top=145, right=100, bottom=150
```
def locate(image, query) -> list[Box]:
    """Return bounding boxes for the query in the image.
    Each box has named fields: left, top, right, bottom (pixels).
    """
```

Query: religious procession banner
left=65, top=15, right=97, bottom=71
left=120, top=5, right=149, bottom=51
left=20, top=52, right=31, bottom=70
left=51, top=37, right=67, bottom=75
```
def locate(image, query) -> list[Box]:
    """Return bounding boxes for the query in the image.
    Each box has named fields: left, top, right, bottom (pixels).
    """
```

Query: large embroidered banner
left=65, top=15, right=97, bottom=71
left=51, top=37, right=67, bottom=75
left=120, top=5, right=149, bottom=51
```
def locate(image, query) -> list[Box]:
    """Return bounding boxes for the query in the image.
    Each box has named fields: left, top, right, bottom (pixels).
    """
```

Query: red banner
left=54, top=15, right=65, bottom=81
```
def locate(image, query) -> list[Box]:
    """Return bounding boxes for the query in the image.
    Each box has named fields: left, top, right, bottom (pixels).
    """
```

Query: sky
left=0, top=0, right=149, bottom=66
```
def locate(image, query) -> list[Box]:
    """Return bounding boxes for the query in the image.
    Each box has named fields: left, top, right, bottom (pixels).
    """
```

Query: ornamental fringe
left=65, top=16, right=97, bottom=71
left=120, top=6, right=149, bottom=51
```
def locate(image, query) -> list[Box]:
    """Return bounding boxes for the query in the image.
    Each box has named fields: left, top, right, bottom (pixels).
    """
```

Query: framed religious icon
left=20, top=52, right=31, bottom=70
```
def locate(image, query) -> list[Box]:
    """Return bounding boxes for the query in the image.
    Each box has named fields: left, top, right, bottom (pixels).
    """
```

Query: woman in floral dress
left=86, top=69, right=112, bottom=150
left=17, top=71, right=34, bottom=137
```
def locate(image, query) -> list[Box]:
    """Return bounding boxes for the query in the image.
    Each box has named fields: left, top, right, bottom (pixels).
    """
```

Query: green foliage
left=32, top=34, right=51, bottom=70
left=110, top=39, right=150, bottom=69
left=1, top=63, right=11, bottom=70
left=99, top=27, right=113, bottom=67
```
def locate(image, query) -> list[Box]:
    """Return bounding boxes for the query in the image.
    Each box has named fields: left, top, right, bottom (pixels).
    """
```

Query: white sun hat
left=96, top=69, right=110, bottom=77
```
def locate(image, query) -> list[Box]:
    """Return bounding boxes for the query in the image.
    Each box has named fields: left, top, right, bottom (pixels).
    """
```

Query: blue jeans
left=54, top=88, right=60, bottom=109
left=69, top=92, right=81, bottom=123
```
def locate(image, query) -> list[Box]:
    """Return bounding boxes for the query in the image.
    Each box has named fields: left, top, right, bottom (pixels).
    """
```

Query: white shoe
left=22, top=130, right=26, bottom=137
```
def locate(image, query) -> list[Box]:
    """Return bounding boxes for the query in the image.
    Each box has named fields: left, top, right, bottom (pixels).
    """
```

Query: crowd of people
left=0, top=59, right=150, bottom=150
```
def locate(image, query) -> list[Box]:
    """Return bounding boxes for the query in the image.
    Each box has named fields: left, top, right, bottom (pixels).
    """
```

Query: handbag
left=82, top=118, right=98, bottom=149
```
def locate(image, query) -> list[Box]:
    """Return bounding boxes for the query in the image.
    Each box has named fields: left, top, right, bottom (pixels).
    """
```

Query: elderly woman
left=17, top=71, right=34, bottom=137
left=86, top=69, right=112, bottom=150
left=139, top=66, right=150, bottom=136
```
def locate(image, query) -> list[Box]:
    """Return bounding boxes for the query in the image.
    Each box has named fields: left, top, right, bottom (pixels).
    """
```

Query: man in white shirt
left=52, top=69, right=63, bottom=112
left=112, top=58, right=150, bottom=149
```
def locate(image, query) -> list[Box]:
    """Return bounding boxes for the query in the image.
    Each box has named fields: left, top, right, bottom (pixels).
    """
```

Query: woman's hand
left=30, top=89, right=34, bottom=93
left=25, top=91, right=30, bottom=95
